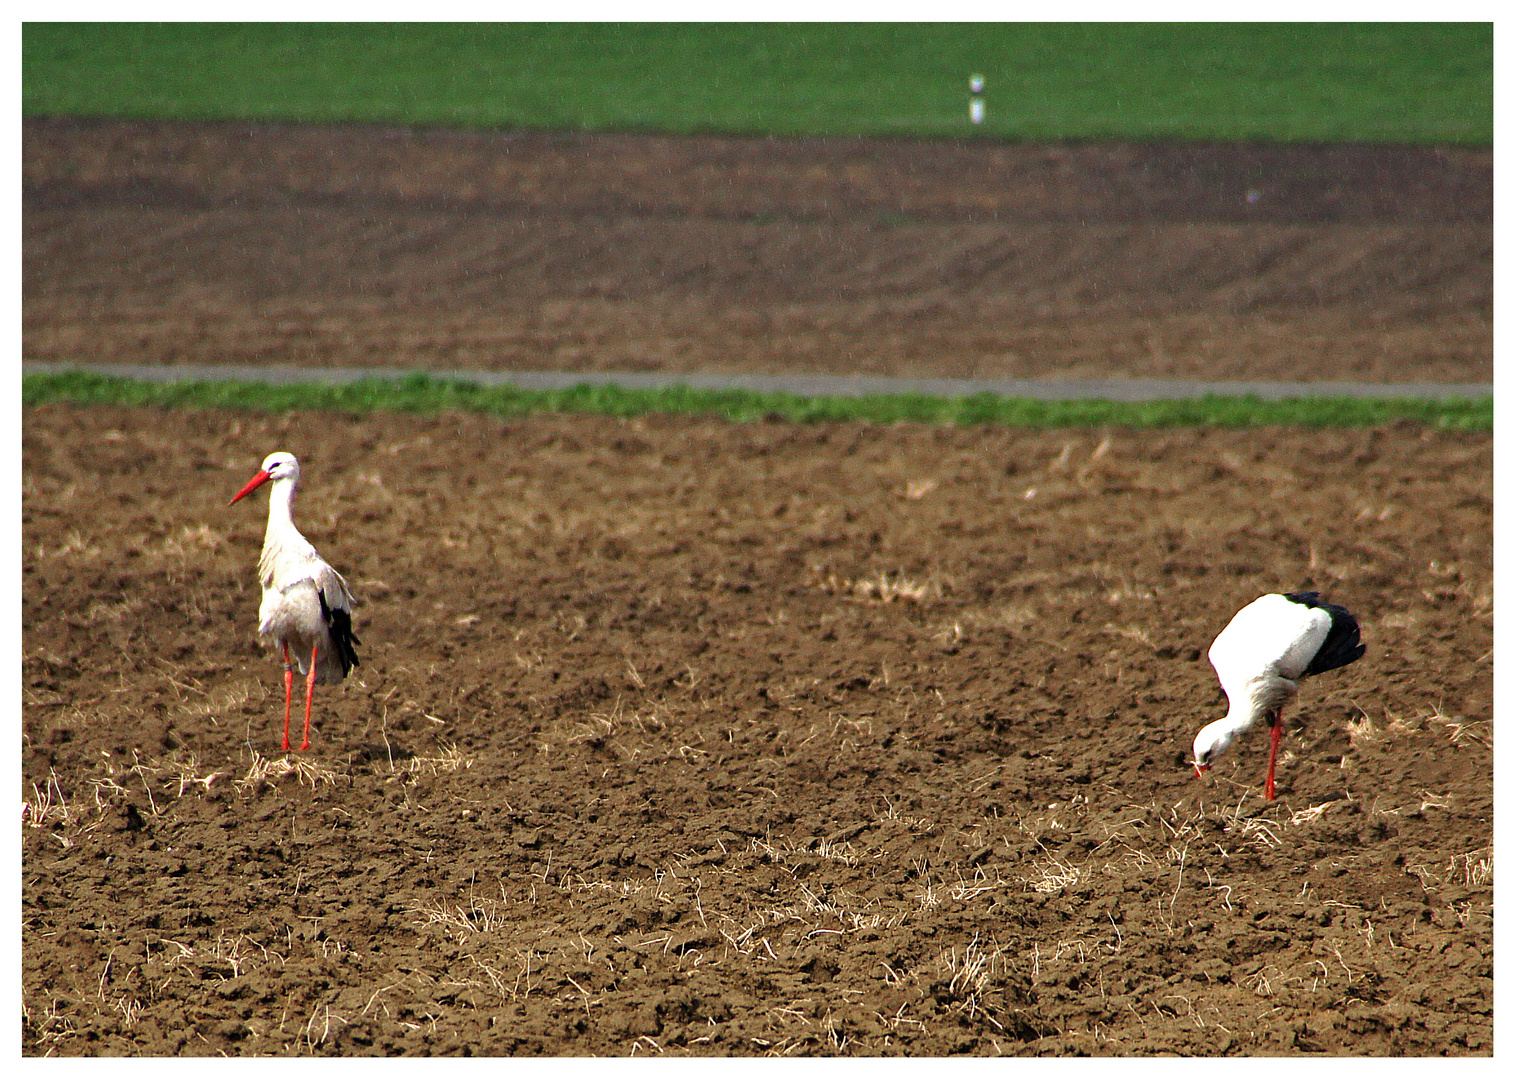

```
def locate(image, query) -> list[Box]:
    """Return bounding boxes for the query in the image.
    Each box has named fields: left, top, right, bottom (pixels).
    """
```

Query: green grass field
left=23, top=22, right=1491, bottom=144
left=22, top=372, right=1494, bottom=431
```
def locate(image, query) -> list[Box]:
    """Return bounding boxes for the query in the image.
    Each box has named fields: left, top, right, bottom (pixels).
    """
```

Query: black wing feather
left=318, top=589, right=362, bottom=678
left=1285, top=591, right=1366, bottom=677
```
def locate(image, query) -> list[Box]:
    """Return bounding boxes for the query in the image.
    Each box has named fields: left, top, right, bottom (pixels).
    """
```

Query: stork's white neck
left=263, top=477, right=299, bottom=541
left=1209, top=706, right=1256, bottom=744
left=1195, top=675, right=1293, bottom=764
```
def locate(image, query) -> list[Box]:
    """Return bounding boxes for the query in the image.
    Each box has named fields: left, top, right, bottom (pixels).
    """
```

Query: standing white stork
left=1192, top=591, right=1365, bottom=800
left=230, top=452, right=360, bottom=751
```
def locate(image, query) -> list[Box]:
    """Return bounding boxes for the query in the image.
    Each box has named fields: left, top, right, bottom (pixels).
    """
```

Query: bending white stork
left=1192, top=591, right=1365, bottom=800
left=230, top=452, right=360, bottom=751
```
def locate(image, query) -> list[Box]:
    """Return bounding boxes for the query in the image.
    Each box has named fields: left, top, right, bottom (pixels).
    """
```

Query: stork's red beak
left=230, top=469, right=272, bottom=505
left=1193, top=762, right=1209, bottom=779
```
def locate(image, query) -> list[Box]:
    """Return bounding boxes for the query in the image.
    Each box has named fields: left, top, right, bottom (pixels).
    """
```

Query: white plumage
left=1192, top=592, right=1365, bottom=800
left=231, top=452, right=360, bottom=751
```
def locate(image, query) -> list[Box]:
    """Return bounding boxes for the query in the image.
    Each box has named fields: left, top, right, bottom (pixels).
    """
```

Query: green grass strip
left=22, top=372, right=1492, bottom=431
left=22, top=23, right=1492, bottom=145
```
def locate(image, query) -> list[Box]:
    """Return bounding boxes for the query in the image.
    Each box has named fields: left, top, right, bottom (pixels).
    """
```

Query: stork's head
left=1191, top=719, right=1236, bottom=778
left=230, top=451, right=300, bottom=504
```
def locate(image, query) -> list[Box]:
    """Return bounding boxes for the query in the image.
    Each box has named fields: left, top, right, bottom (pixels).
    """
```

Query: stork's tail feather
left=318, top=590, right=362, bottom=679
left=1285, top=591, right=1367, bottom=677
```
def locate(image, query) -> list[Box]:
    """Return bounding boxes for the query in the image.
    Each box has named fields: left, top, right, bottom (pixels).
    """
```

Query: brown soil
left=21, top=120, right=1492, bottom=1057
left=22, top=118, right=1491, bottom=384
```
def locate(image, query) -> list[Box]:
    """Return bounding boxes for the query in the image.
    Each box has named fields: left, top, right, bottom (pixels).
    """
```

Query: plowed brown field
left=22, top=120, right=1492, bottom=1057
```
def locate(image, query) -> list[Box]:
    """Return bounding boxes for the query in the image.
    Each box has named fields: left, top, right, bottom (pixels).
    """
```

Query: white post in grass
left=969, top=74, right=985, bottom=124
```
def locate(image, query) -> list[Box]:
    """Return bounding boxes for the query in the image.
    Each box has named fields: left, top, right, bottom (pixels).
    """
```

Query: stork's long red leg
left=1264, top=708, right=1283, bottom=800
left=281, top=643, right=294, bottom=752
left=300, top=643, right=318, bottom=751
